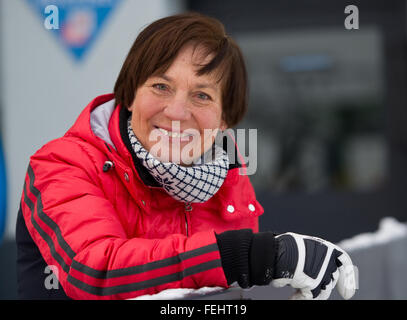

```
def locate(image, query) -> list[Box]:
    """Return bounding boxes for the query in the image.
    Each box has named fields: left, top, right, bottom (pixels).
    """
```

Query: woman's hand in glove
left=272, top=232, right=357, bottom=300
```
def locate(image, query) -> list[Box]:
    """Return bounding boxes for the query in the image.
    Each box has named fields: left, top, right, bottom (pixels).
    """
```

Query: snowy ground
left=337, top=217, right=407, bottom=251
left=132, top=286, right=227, bottom=300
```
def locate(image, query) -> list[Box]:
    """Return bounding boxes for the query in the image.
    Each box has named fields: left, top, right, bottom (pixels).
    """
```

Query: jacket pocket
left=218, top=197, right=264, bottom=222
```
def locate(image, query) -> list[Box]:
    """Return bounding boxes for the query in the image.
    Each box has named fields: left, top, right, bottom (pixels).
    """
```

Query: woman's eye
left=197, top=92, right=211, bottom=100
left=152, top=83, right=168, bottom=91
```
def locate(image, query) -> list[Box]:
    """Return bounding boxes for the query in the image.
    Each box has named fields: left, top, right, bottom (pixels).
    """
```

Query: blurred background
left=0, top=0, right=406, bottom=299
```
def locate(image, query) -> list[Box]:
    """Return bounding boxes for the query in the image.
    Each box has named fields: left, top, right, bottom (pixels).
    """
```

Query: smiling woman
left=128, top=44, right=226, bottom=165
left=114, top=14, right=248, bottom=166
left=114, top=13, right=248, bottom=130
left=16, top=12, right=356, bottom=300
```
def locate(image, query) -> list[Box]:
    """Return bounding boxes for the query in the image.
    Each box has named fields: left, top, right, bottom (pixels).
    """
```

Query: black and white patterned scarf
left=127, top=118, right=229, bottom=203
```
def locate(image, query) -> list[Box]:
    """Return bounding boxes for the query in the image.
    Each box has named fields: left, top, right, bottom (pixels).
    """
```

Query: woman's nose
left=163, top=96, right=191, bottom=121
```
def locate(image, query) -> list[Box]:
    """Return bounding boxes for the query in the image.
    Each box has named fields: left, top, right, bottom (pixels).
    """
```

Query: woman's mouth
left=154, top=126, right=195, bottom=140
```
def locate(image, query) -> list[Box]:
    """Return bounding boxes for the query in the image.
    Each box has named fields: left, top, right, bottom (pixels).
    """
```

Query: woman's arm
left=20, top=138, right=228, bottom=300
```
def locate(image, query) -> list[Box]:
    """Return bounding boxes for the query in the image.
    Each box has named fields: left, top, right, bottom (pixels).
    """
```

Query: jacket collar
left=118, top=105, right=161, bottom=187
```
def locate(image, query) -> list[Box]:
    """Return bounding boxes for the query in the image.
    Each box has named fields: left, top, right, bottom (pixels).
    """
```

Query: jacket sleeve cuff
left=215, top=229, right=253, bottom=288
left=249, top=231, right=278, bottom=286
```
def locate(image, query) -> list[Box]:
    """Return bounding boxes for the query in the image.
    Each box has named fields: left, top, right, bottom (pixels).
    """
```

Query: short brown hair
left=114, top=12, right=248, bottom=128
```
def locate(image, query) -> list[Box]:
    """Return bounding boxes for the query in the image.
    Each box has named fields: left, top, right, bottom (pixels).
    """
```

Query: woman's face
left=128, top=44, right=226, bottom=165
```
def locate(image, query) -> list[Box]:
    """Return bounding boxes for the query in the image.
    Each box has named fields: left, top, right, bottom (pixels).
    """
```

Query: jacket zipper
left=184, top=202, right=192, bottom=236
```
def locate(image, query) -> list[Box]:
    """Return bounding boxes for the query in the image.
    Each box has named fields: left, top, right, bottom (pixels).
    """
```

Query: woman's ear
left=220, top=120, right=228, bottom=132
left=127, top=92, right=137, bottom=112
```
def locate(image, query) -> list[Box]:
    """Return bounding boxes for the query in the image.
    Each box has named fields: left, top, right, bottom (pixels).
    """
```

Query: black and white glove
left=272, top=232, right=357, bottom=300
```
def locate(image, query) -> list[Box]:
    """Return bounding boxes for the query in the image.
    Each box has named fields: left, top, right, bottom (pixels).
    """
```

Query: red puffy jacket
left=20, top=94, right=264, bottom=299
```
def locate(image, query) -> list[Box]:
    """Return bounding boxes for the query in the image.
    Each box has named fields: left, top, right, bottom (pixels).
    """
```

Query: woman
left=16, top=13, right=356, bottom=300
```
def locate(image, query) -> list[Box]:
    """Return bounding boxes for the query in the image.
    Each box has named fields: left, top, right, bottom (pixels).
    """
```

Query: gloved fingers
left=271, top=278, right=292, bottom=288
left=336, top=250, right=357, bottom=300
left=314, top=278, right=335, bottom=300
left=310, top=251, right=339, bottom=299
left=317, top=268, right=340, bottom=300
left=289, top=288, right=313, bottom=300
left=314, top=288, right=331, bottom=300
left=331, top=269, right=340, bottom=290
left=290, top=284, right=334, bottom=300
left=298, top=288, right=313, bottom=300
left=289, top=290, right=304, bottom=300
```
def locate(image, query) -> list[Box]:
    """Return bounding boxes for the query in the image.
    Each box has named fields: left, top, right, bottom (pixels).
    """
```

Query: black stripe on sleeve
left=25, top=164, right=223, bottom=297
left=27, top=165, right=76, bottom=260
left=67, top=259, right=222, bottom=297
left=71, top=243, right=218, bottom=279
left=23, top=181, right=71, bottom=274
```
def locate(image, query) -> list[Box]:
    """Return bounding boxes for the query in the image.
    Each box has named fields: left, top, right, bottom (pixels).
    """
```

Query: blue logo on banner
left=26, top=0, right=122, bottom=61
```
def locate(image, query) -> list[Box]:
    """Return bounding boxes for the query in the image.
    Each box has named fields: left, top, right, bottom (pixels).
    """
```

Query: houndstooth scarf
left=127, top=118, right=229, bottom=203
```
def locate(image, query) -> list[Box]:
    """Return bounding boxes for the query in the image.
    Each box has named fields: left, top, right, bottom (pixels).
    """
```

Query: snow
left=337, top=217, right=407, bottom=251
left=130, top=286, right=226, bottom=300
